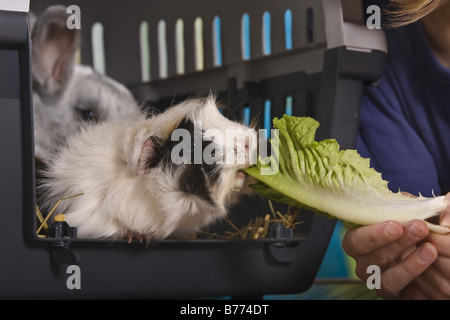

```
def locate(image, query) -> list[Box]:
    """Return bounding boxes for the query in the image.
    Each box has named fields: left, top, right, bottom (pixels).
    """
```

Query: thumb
left=439, top=192, right=450, bottom=227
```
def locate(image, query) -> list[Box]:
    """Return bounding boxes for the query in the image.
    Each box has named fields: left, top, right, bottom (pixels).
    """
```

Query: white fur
left=39, top=97, right=257, bottom=241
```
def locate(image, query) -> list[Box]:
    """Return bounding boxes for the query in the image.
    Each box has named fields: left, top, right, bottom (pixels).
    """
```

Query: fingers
left=433, top=255, right=450, bottom=278
left=342, top=221, right=403, bottom=257
left=397, top=282, right=432, bottom=300
left=377, top=242, right=437, bottom=299
left=342, top=195, right=450, bottom=300
left=342, top=220, right=438, bottom=299
left=427, top=232, right=450, bottom=257
left=420, top=217, right=450, bottom=299
left=343, top=220, right=428, bottom=265
left=415, top=262, right=450, bottom=299
left=365, top=220, right=430, bottom=271
left=438, top=192, right=450, bottom=227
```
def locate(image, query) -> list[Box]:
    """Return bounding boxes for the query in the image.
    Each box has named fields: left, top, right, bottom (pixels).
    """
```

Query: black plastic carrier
left=0, top=0, right=386, bottom=298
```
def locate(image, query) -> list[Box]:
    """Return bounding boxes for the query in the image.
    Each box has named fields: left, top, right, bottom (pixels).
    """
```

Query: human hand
left=342, top=219, right=438, bottom=299
left=409, top=193, right=450, bottom=299
left=343, top=192, right=450, bottom=299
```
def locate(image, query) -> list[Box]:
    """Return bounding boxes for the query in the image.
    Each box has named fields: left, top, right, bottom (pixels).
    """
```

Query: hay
left=203, top=205, right=303, bottom=240
left=36, top=193, right=84, bottom=237
left=35, top=196, right=302, bottom=241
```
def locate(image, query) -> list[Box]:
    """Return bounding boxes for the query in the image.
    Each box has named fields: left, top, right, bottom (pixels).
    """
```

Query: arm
left=346, top=1, right=450, bottom=300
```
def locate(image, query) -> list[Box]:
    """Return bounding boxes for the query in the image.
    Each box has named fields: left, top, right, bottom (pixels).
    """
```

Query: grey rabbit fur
left=31, top=5, right=141, bottom=160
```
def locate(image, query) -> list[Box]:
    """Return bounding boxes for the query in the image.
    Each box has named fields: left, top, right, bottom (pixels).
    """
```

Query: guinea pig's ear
left=136, top=136, right=165, bottom=176
left=32, top=5, right=80, bottom=97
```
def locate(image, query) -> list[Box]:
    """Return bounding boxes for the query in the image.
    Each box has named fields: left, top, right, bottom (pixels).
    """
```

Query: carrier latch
left=265, top=223, right=300, bottom=263
left=48, top=214, right=79, bottom=265
left=50, top=241, right=79, bottom=265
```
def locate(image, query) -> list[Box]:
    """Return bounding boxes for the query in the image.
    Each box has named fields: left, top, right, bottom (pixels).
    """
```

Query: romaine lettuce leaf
left=244, top=115, right=449, bottom=233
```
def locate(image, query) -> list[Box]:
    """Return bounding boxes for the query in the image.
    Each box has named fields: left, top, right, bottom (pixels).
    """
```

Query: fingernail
left=408, top=221, right=427, bottom=239
left=418, top=244, right=436, bottom=263
left=385, top=221, right=402, bottom=238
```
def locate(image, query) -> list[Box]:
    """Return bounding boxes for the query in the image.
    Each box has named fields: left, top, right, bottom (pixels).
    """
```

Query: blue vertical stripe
left=213, top=16, right=222, bottom=66
left=263, top=11, right=271, bottom=55
left=242, top=13, right=251, bottom=60
left=264, top=100, right=271, bottom=139
left=285, top=95, right=293, bottom=116
left=243, top=107, right=251, bottom=126
left=284, top=9, right=293, bottom=50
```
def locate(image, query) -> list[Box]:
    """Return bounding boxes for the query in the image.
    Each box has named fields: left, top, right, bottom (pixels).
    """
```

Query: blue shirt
left=357, top=22, right=450, bottom=197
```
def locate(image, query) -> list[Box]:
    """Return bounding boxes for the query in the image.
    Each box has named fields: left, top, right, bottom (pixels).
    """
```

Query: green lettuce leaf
left=244, top=115, right=449, bottom=233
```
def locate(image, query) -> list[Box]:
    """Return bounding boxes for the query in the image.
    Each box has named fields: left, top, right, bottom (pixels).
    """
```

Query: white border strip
left=0, top=0, right=30, bottom=12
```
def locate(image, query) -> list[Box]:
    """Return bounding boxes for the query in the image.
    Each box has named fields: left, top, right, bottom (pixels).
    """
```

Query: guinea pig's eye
left=75, top=106, right=100, bottom=122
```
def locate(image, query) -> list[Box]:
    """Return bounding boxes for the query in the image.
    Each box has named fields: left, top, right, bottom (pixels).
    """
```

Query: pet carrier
left=0, top=0, right=386, bottom=298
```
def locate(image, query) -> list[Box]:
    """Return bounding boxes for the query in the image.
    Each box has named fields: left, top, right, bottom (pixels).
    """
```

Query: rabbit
left=31, top=5, right=142, bottom=160
left=38, top=95, right=258, bottom=243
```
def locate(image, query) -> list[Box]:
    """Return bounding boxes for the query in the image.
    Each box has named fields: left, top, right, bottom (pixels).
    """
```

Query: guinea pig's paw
left=123, top=231, right=144, bottom=244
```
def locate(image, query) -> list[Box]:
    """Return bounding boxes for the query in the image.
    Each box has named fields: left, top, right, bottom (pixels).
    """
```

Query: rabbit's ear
left=32, top=5, right=80, bottom=97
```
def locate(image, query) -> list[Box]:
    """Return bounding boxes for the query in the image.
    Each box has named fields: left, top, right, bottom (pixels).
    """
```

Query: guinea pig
left=31, top=5, right=142, bottom=160
left=37, top=96, right=258, bottom=243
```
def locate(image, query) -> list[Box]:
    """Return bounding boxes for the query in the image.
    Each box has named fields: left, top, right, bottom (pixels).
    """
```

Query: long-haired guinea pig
left=38, top=96, right=257, bottom=242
